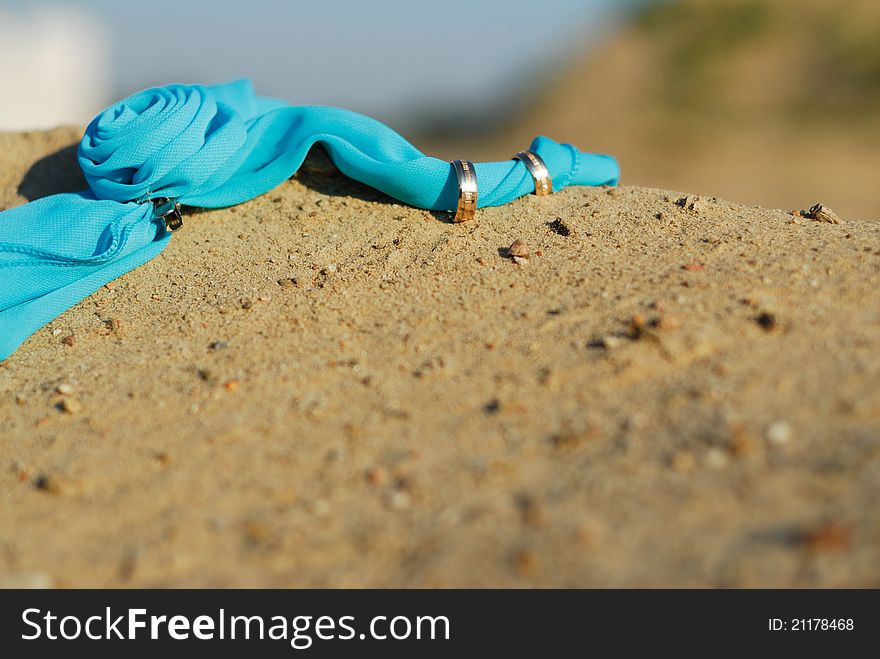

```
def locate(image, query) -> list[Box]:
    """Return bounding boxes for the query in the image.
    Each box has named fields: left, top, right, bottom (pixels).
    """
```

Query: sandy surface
left=1, top=128, right=879, bottom=588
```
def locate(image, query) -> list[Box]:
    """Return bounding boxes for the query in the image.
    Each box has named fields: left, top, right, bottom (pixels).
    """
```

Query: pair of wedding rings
left=451, top=150, right=552, bottom=223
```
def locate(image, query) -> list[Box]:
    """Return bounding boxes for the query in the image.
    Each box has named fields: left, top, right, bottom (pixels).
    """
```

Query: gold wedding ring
left=514, top=150, right=553, bottom=196
left=452, top=159, right=477, bottom=222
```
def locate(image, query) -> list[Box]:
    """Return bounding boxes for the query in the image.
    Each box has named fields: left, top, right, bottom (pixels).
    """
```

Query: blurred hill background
left=1, top=0, right=877, bottom=219
left=422, top=0, right=880, bottom=219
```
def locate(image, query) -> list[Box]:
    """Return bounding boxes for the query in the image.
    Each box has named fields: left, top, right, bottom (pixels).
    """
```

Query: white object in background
left=0, top=5, right=110, bottom=130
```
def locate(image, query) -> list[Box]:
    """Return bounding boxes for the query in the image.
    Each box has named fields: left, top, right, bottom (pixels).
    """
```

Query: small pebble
left=59, top=398, right=83, bottom=414
left=56, top=383, right=74, bottom=396
left=51, top=328, right=62, bottom=336
left=677, top=195, right=704, bottom=214
left=600, top=335, right=623, bottom=349
left=209, top=341, right=228, bottom=350
left=755, top=312, right=778, bottom=332
left=508, top=240, right=530, bottom=259
left=34, top=474, right=63, bottom=494
left=796, top=521, right=854, bottom=553
left=388, top=489, right=412, bottom=510
left=728, top=427, right=757, bottom=456
left=513, top=549, right=539, bottom=576
left=766, top=421, right=793, bottom=446
left=365, top=467, right=386, bottom=486
left=548, top=218, right=571, bottom=236
left=551, top=429, right=590, bottom=449
left=61, top=334, right=76, bottom=347
left=704, top=448, right=729, bottom=470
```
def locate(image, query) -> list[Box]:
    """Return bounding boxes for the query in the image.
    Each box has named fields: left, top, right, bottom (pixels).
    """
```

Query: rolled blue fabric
left=0, top=79, right=619, bottom=360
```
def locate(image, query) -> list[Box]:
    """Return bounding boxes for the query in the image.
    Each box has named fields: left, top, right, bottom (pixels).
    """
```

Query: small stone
left=508, top=240, right=530, bottom=259
left=56, top=383, right=74, bottom=395
left=755, top=312, right=778, bottom=332
left=51, top=328, right=62, bottom=336
left=388, top=489, right=411, bottom=510
left=796, top=521, right=854, bottom=553
left=105, top=318, right=122, bottom=333
left=677, top=195, right=705, bottom=214
left=704, top=447, right=729, bottom=470
left=34, top=474, right=63, bottom=494
left=59, top=398, right=83, bottom=414
left=321, top=263, right=338, bottom=275
left=240, top=298, right=253, bottom=310
left=365, top=467, right=386, bottom=486
left=513, top=549, right=539, bottom=576
left=806, top=203, right=841, bottom=224
left=242, top=520, right=274, bottom=547
left=209, top=341, right=228, bottom=350
left=551, top=428, right=593, bottom=449
left=600, top=335, right=624, bottom=349
left=512, top=255, right=529, bottom=266
left=223, top=379, right=239, bottom=392
left=728, top=427, right=758, bottom=456
left=766, top=421, right=793, bottom=446
left=61, top=334, right=76, bottom=347
left=548, top=218, right=571, bottom=236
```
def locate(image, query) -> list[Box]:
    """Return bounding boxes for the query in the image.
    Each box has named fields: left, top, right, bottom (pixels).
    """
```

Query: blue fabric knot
left=0, top=79, right=619, bottom=360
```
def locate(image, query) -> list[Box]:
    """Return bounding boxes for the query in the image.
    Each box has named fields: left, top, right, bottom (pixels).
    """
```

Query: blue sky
left=2, top=0, right=636, bottom=124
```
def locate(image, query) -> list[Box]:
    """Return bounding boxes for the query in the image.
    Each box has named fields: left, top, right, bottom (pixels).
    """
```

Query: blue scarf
left=0, top=79, right=619, bottom=360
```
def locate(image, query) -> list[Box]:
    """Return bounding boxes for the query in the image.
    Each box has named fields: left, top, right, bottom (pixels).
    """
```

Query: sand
left=1, top=128, right=879, bottom=588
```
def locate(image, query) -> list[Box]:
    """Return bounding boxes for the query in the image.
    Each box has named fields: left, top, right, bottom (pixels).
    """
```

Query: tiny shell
left=508, top=240, right=530, bottom=259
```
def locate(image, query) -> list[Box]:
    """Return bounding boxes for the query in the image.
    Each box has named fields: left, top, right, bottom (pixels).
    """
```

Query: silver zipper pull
left=152, top=197, right=183, bottom=231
